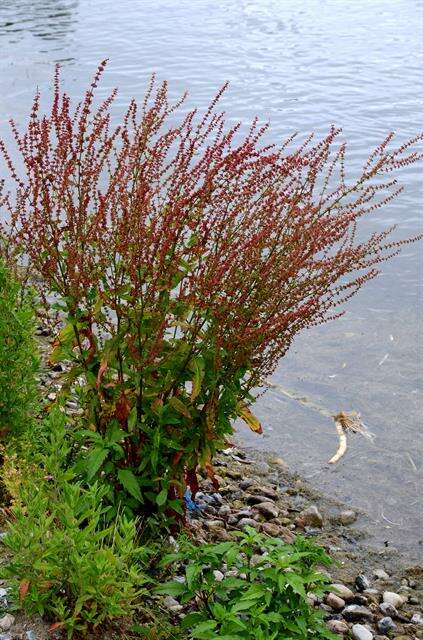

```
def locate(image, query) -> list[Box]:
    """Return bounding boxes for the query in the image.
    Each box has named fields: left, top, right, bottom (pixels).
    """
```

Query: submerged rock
left=296, top=505, right=323, bottom=528
left=373, top=569, right=390, bottom=581
left=339, top=509, right=358, bottom=525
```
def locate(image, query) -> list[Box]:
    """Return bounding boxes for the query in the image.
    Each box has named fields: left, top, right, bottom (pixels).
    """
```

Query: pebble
left=163, top=596, right=183, bottom=612
left=373, top=569, right=390, bottom=581
left=377, top=617, right=397, bottom=634
left=327, top=619, right=349, bottom=635
left=204, top=519, right=224, bottom=529
left=239, top=479, right=254, bottom=490
left=355, top=575, right=371, bottom=591
left=412, top=613, right=423, bottom=625
left=255, top=502, right=279, bottom=519
left=330, top=584, right=355, bottom=601
left=261, top=522, right=281, bottom=537
left=246, top=494, right=275, bottom=505
left=213, top=570, right=224, bottom=582
left=278, top=526, right=296, bottom=544
left=351, top=624, right=374, bottom=640
left=379, top=602, right=399, bottom=617
left=325, top=593, right=346, bottom=610
left=0, top=616, right=14, bottom=632
left=339, top=509, right=357, bottom=525
left=363, top=589, right=381, bottom=605
left=383, top=592, right=404, bottom=608
left=26, top=633, right=37, bottom=640
left=296, top=505, right=324, bottom=528
left=237, top=518, right=259, bottom=530
left=254, top=485, right=279, bottom=500
left=0, top=635, right=11, bottom=640
left=254, top=462, right=270, bottom=475
left=235, top=508, right=254, bottom=519
left=342, top=604, right=374, bottom=622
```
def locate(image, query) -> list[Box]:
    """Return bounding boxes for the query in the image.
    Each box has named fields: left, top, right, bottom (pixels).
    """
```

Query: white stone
left=0, top=615, right=14, bottom=632
left=213, top=570, right=224, bottom=582
left=382, top=591, right=405, bottom=608
left=373, top=568, right=390, bottom=580
left=163, top=596, right=183, bottom=612
left=351, top=624, right=373, bottom=640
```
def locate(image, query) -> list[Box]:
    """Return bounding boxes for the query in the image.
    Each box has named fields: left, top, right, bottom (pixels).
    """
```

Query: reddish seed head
left=0, top=62, right=422, bottom=385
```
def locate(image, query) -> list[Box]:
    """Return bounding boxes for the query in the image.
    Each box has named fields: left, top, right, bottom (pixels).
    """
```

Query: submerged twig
left=329, top=411, right=374, bottom=464
left=263, top=379, right=375, bottom=464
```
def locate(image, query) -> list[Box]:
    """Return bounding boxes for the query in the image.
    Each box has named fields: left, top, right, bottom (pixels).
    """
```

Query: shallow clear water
left=0, top=0, right=422, bottom=558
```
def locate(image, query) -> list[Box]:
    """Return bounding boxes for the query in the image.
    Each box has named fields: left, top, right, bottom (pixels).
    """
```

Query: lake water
left=0, top=0, right=422, bottom=559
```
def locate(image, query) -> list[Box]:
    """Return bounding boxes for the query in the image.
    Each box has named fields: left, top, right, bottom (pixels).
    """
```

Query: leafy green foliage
left=157, top=528, right=337, bottom=640
left=1, top=410, right=150, bottom=638
left=0, top=259, right=39, bottom=438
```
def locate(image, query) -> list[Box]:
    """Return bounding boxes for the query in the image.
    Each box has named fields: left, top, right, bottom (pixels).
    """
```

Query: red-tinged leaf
left=172, top=451, right=183, bottom=466
left=151, top=398, right=164, bottom=415
left=205, top=462, right=219, bottom=490
left=49, top=622, right=64, bottom=634
left=19, top=579, right=29, bottom=601
left=114, top=392, right=131, bottom=425
left=96, top=359, right=108, bottom=387
left=185, top=467, right=199, bottom=497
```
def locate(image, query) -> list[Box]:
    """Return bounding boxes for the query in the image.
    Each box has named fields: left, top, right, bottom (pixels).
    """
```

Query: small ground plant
left=1, top=62, right=421, bottom=519
left=157, top=527, right=336, bottom=639
left=1, top=410, right=150, bottom=638
left=0, top=258, right=39, bottom=439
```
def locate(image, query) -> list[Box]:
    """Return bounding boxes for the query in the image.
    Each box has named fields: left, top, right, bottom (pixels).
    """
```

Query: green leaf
left=156, top=487, right=168, bottom=507
left=190, top=620, right=218, bottom=638
left=285, top=572, right=306, bottom=597
left=86, top=447, right=109, bottom=480
left=154, top=581, right=186, bottom=597
left=186, top=564, right=201, bottom=589
left=117, top=469, right=142, bottom=502
left=231, top=599, right=259, bottom=612
left=189, top=356, right=205, bottom=401
left=181, top=612, right=205, bottom=630
left=127, top=406, right=138, bottom=432
left=169, top=396, right=192, bottom=419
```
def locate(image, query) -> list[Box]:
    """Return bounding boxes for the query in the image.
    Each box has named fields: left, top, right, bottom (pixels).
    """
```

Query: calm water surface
left=0, top=0, right=422, bottom=558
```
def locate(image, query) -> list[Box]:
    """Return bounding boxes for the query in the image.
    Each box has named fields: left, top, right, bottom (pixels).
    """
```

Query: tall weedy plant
left=0, top=61, right=421, bottom=519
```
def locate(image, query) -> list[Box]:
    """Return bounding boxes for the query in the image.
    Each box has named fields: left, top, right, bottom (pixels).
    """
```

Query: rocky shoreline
left=180, top=446, right=423, bottom=639
left=0, top=325, right=420, bottom=639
